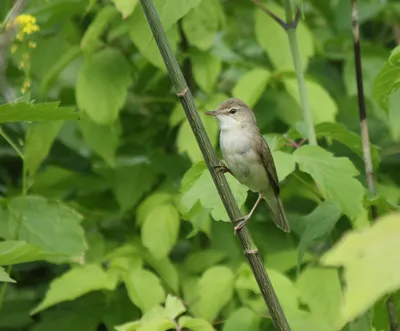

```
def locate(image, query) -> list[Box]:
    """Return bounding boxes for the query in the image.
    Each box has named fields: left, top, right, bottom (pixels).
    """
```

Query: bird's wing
left=253, top=134, right=280, bottom=196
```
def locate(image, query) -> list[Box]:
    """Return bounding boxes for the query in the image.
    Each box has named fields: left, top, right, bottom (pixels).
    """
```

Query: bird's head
left=204, top=98, right=256, bottom=131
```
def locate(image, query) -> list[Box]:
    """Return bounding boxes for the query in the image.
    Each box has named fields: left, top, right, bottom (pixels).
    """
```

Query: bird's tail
left=263, top=192, right=290, bottom=233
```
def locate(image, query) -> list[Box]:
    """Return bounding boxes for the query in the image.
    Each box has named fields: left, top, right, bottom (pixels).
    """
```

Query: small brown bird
left=205, top=98, right=290, bottom=233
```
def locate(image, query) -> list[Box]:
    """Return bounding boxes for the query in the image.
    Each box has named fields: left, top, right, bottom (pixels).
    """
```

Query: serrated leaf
left=372, top=45, right=400, bottom=110
left=180, top=161, right=248, bottom=222
left=192, top=52, right=221, bottom=95
left=322, top=213, right=400, bottom=327
left=296, top=267, right=342, bottom=327
left=255, top=3, right=314, bottom=71
left=179, top=316, right=215, bottom=331
left=112, top=0, right=139, bottom=18
left=76, top=48, right=132, bottom=124
left=191, top=266, right=234, bottom=322
left=0, top=240, right=60, bottom=265
left=315, top=122, right=381, bottom=168
left=24, top=121, right=64, bottom=177
left=141, top=204, right=180, bottom=259
left=124, top=268, right=165, bottom=312
left=31, top=264, right=117, bottom=314
left=297, top=201, right=342, bottom=266
left=79, top=119, right=119, bottom=167
left=284, top=78, right=337, bottom=124
left=0, top=267, right=15, bottom=283
left=0, top=196, right=86, bottom=258
left=0, top=102, right=78, bottom=123
left=165, top=294, right=186, bottom=319
left=222, top=308, right=260, bottom=331
left=232, top=68, right=270, bottom=108
left=294, top=146, right=364, bottom=218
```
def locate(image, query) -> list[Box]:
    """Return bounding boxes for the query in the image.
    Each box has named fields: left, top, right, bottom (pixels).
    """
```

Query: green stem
left=282, top=1, right=317, bottom=146
left=138, top=1, right=291, bottom=330
left=0, top=126, right=24, bottom=159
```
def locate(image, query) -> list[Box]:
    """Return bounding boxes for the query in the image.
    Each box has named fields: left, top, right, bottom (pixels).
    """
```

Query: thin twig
left=0, top=126, right=24, bottom=158
left=351, top=1, right=398, bottom=330
left=138, top=1, right=292, bottom=330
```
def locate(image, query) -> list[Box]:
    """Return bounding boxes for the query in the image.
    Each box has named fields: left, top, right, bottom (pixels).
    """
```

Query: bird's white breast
left=220, top=127, right=269, bottom=193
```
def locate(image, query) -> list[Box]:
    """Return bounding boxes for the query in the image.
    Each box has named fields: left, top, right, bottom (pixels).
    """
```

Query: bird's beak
left=204, top=110, right=217, bottom=116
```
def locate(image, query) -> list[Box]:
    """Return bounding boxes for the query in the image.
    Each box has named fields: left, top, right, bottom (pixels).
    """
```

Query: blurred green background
left=0, top=0, right=400, bottom=330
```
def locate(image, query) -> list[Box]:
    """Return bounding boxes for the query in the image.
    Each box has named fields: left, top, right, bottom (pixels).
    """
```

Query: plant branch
left=138, top=1, right=291, bottom=330
left=351, top=1, right=398, bottom=330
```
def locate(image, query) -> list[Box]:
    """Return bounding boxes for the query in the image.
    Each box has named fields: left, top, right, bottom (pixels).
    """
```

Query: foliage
left=0, top=0, right=400, bottom=331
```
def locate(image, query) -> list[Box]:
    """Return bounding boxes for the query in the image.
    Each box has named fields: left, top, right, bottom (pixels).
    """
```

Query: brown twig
left=351, top=1, right=398, bottom=330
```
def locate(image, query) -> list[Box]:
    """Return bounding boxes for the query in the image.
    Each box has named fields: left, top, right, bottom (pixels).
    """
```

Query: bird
left=204, top=98, right=290, bottom=233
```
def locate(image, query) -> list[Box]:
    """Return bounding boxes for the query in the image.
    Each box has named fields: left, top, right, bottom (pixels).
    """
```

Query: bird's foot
left=213, top=163, right=232, bottom=175
left=233, top=215, right=250, bottom=235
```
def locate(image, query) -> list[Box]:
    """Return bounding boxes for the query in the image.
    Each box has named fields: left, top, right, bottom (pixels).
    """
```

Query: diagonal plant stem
left=350, top=1, right=398, bottom=330
left=138, top=1, right=291, bottom=330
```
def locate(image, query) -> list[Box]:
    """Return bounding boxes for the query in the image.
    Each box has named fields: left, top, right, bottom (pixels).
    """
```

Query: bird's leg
left=234, top=193, right=263, bottom=234
left=212, top=162, right=232, bottom=175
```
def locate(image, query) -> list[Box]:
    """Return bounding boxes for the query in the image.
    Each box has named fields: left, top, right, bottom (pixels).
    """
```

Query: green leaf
left=284, top=78, right=337, bottom=124
left=0, top=240, right=59, bottom=265
left=322, top=213, right=400, bottom=327
left=141, top=204, right=180, bottom=259
left=24, top=121, right=64, bottom=177
left=315, top=122, right=381, bottom=169
left=293, top=146, right=364, bottom=218
left=0, top=196, right=86, bottom=258
left=180, top=161, right=248, bottom=222
left=232, top=68, right=270, bottom=108
left=192, top=52, right=221, bottom=95
left=191, top=266, right=234, bottom=322
left=0, top=102, right=78, bottom=123
left=179, top=316, right=216, bottom=331
left=372, top=45, right=400, bottom=110
left=255, top=3, right=314, bottom=71
left=272, top=150, right=296, bottom=182
left=165, top=294, right=186, bottom=319
left=124, top=268, right=166, bottom=312
left=388, top=89, right=400, bottom=142
left=182, top=0, right=222, bottom=51
left=112, top=0, right=139, bottom=18
left=296, top=267, right=342, bottom=327
left=31, top=264, right=117, bottom=314
left=184, top=249, right=226, bottom=274
left=80, top=6, right=118, bottom=55
left=76, top=48, right=132, bottom=124
left=0, top=267, right=15, bottom=283
left=144, top=255, right=179, bottom=293
left=297, top=201, right=342, bottom=265
left=222, top=308, right=260, bottom=331
left=137, top=191, right=175, bottom=227
left=79, top=119, right=119, bottom=167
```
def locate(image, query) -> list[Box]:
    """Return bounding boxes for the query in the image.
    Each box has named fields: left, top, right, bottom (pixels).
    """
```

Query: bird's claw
left=234, top=215, right=249, bottom=235
left=213, top=164, right=232, bottom=175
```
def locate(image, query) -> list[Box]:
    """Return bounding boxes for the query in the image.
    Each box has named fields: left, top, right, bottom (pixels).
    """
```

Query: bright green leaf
left=255, top=3, right=314, bottom=71
left=388, top=89, right=400, bottom=142
left=294, top=146, right=364, bottom=218
left=0, top=196, right=86, bottom=258
left=137, top=191, right=175, bottom=227
left=222, top=308, right=260, bottom=331
left=272, top=150, right=296, bottom=182
left=322, top=213, right=400, bottom=327
left=184, top=249, right=226, bottom=274
left=297, top=201, right=342, bottom=265
left=232, top=68, right=270, bottom=108
left=0, top=267, right=15, bottom=283
left=372, top=45, right=400, bottom=110
left=296, top=267, right=342, bottom=327
left=112, top=0, right=139, bottom=18
left=141, top=204, right=180, bottom=259
left=191, top=266, right=234, bottom=322
left=179, top=316, right=215, bottom=331
left=76, top=48, right=132, bottom=124
left=124, top=268, right=165, bottom=312
left=79, top=119, right=119, bottom=167
left=24, top=121, right=64, bottom=177
left=180, top=161, right=248, bottom=222
left=165, top=294, right=186, bottom=319
left=31, top=264, right=117, bottom=314
left=0, top=102, right=78, bottom=123
left=192, top=52, right=221, bottom=95
left=143, top=255, right=179, bottom=293
left=284, top=78, right=337, bottom=124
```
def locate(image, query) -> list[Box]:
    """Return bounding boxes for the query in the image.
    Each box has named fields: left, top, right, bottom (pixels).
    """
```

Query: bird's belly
left=221, top=133, right=269, bottom=193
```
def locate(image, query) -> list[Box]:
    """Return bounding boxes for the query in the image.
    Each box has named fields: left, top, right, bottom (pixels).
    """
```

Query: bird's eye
left=229, top=108, right=237, bottom=114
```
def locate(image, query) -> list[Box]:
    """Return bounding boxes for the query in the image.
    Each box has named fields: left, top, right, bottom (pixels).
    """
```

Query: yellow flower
left=28, top=41, right=37, bottom=49
left=21, top=79, right=31, bottom=94
left=13, top=14, right=40, bottom=41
